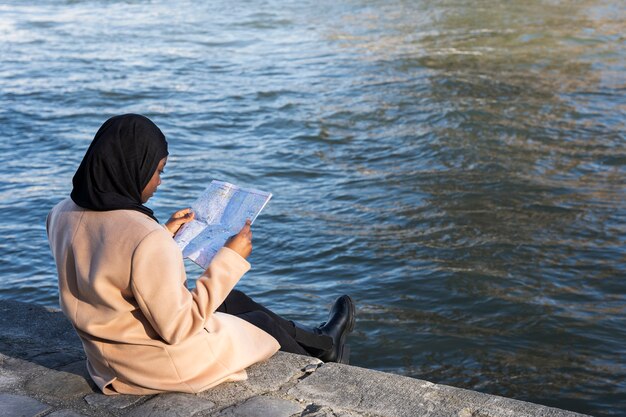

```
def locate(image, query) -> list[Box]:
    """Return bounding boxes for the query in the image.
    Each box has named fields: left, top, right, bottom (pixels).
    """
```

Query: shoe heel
left=338, top=344, right=351, bottom=364
left=346, top=295, right=356, bottom=333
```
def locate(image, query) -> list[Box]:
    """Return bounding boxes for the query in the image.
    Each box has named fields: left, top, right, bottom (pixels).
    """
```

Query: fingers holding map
left=173, top=180, right=272, bottom=268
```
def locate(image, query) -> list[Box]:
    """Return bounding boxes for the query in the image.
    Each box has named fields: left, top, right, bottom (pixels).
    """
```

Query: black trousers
left=216, top=290, right=332, bottom=355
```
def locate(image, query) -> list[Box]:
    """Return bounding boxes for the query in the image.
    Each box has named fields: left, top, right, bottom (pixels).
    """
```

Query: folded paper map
left=174, top=180, right=272, bottom=268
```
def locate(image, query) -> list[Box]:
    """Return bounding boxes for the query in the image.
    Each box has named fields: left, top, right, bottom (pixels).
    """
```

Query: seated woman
left=46, top=114, right=355, bottom=395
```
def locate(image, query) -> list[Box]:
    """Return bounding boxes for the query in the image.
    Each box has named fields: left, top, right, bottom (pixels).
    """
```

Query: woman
left=46, top=114, right=355, bottom=395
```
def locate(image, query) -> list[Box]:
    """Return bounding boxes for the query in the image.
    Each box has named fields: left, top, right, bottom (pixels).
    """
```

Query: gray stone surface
left=301, top=404, right=363, bottom=417
left=0, top=353, right=48, bottom=381
left=0, top=393, right=51, bottom=417
left=246, top=351, right=322, bottom=392
left=0, top=301, right=83, bottom=366
left=126, top=392, right=215, bottom=417
left=196, top=379, right=258, bottom=410
left=47, top=410, right=89, bottom=417
left=84, top=392, right=147, bottom=409
left=216, top=395, right=304, bottom=417
left=0, top=299, right=590, bottom=417
left=24, top=363, right=95, bottom=402
left=290, top=363, right=588, bottom=417
left=29, top=351, right=85, bottom=370
left=0, top=371, right=19, bottom=390
left=197, top=351, right=321, bottom=408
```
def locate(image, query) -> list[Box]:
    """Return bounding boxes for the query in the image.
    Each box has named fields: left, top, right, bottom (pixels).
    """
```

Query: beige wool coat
left=46, top=198, right=280, bottom=395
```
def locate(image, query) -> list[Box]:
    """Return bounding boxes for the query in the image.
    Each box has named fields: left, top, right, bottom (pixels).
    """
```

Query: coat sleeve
left=130, top=228, right=250, bottom=345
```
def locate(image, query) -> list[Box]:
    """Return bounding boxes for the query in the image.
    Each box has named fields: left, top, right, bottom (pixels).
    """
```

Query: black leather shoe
left=317, top=295, right=355, bottom=364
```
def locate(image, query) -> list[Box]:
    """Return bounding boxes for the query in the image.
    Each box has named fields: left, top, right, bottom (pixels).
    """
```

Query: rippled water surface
left=1, top=1, right=624, bottom=415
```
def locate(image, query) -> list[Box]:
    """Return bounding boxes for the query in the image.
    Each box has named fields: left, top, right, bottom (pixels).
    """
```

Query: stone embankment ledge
left=0, top=300, right=588, bottom=417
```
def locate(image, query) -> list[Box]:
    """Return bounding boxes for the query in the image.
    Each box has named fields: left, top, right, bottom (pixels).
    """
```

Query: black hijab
left=71, top=114, right=168, bottom=222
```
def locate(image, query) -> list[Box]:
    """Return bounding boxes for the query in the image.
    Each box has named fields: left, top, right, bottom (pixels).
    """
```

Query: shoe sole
left=338, top=344, right=351, bottom=364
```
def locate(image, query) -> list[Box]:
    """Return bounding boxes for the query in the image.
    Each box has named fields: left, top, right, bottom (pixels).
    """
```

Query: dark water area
left=1, top=1, right=624, bottom=415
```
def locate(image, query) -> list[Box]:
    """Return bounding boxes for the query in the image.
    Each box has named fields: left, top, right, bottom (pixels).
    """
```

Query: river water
left=0, top=1, right=624, bottom=415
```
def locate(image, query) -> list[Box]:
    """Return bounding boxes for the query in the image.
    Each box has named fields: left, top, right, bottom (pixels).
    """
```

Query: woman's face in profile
left=141, top=157, right=167, bottom=203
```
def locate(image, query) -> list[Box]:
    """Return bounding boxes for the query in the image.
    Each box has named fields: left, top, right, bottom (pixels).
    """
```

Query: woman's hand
left=225, top=220, right=252, bottom=259
left=165, top=208, right=195, bottom=235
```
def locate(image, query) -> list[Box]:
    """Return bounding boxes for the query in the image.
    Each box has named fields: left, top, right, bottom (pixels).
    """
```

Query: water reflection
left=316, top=1, right=625, bottom=415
